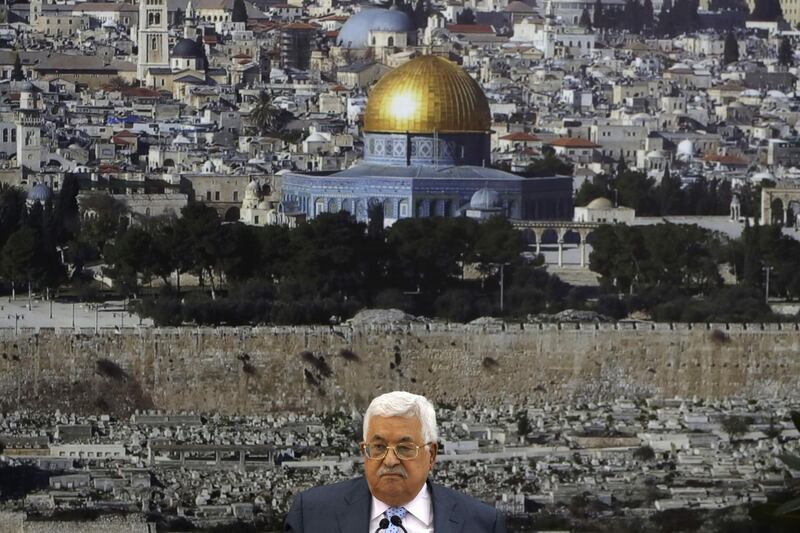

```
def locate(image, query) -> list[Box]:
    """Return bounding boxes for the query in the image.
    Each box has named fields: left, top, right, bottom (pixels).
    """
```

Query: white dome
left=586, top=197, right=614, bottom=209
left=470, top=188, right=501, bottom=210
left=336, top=8, right=415, bottom=48
left=677, top=139, right=694, bottom=158
left=305, top=132, right=327, bottom=143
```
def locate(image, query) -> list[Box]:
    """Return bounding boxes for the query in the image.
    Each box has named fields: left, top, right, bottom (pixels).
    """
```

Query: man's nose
left=383, top=447, right=400, bottom=466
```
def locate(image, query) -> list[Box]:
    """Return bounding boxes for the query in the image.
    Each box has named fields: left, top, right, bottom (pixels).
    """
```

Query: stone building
left=281, top=55, right=574, bottom=225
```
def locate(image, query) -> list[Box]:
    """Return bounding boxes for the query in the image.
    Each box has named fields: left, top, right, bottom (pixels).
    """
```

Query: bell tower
left=17, top=85, right=42, bottom=172
left=137, top=0, right=169, bottom=79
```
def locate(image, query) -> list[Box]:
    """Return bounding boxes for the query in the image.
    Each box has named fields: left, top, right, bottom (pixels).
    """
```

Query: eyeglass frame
left=360, top=441, right=434, bottom=461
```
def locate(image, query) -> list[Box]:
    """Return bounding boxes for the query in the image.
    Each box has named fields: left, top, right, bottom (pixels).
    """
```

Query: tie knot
left=386, top=506, right=407, bottom=520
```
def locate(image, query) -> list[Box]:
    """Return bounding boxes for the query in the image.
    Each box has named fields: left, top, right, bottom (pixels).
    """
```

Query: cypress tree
left=723, top=32, right=739, bottom=65
left=11, top=54, right=23, bottom=81
left=642, top=0, right=654, bottom=31
left=593, top=0, right=604, bottom=30
left=232, top=0, right=248, bottom=23
left=779, top=37, right=794, bottom=66
left=579, top=8, right=593, bottom=29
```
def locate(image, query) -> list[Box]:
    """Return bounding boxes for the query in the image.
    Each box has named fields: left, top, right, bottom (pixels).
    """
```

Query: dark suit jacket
left=284, top=476, right=506, bottom=533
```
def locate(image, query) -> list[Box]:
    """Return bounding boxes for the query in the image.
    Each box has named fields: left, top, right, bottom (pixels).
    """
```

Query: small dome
left=586, top=197, right=614, bottom=209
left=470, top=187, right=501, bottom=210
left=336, top=8, right=415, bottom=48
left=677, top=139, right=694, bottom=157
left=305, top=132, right=328, bottom=143
left=172, top=38, right=205, bottom=59
left=29, top=182, right=53, bottom=203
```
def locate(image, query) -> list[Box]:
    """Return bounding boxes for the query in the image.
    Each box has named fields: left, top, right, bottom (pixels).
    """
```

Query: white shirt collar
left=370, top=483, right=432, bottom=526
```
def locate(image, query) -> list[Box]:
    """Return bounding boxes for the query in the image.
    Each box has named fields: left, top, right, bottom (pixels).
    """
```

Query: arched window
left=387, top=36, right=394, bottom=47
left=383, top=198, right=395, bottom=218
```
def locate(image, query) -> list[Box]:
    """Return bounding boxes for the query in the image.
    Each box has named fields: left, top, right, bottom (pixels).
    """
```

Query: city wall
left=0, top=512, right=153, bottom=533
left=0, top=323, right=799, bottom=415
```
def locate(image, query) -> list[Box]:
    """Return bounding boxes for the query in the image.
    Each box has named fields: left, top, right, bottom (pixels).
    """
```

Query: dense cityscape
left=0, top=0, right=800, bottom=530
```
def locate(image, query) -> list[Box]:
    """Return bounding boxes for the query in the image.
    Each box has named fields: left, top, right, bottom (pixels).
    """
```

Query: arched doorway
left=224, top=206, right=240, bottom=222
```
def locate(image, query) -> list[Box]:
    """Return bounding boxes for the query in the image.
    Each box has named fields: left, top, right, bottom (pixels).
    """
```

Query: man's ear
left=428, top=442, right=438, bottom=467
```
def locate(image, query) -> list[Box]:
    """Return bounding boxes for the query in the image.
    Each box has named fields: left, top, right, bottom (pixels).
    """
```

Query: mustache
left=378, top=466, right=408, bottom=478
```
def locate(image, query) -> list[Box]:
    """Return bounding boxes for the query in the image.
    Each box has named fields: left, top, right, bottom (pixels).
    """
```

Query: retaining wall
left=0, top=323, right=798, bottom=415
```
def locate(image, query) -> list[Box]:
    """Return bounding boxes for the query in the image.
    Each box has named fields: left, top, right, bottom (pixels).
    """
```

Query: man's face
left=363, top=415, right=437, bottom=507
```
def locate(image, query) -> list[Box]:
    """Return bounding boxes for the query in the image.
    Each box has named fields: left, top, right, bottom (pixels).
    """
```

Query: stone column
left=557, top=228, right=567, bottom=267
left=239, top=451, right=246, bottom=472
left=578, top=229, right=590, bottom=269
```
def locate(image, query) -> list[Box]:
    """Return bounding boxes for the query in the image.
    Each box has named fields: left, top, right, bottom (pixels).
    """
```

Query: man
left=284, top=391, right=506, bottom=532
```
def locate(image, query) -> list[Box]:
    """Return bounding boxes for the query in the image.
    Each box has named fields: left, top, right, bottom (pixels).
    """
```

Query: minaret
left=17, top=84, right=42, bottom=172
left=30, top=0, right=45, bottom=28
left=137, top=0, right=169, bottom=80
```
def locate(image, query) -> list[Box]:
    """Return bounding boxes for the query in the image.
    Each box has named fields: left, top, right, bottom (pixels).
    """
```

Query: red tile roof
left=500, top=132, right=541, bottom=141
left=548, top=137, right=600, bottom=148
left=704, top=153, right=749, bottom=166
left=446, top=24, right=495, bottom=34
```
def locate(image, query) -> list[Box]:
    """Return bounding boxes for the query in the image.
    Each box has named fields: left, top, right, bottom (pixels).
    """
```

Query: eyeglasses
left=361, top=442, right=429, bottom=461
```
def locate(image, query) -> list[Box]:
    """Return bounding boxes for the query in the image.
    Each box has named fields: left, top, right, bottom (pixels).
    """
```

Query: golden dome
left=364, top=55, right=491, bottom=134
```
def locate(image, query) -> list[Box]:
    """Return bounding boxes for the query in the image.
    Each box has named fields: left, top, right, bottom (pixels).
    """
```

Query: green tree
left=456, top=7, right=475, bottom=24
left=579, top=8, right=593, bottom=28
left=593, top=0, right=604, bottom=29
left=173, top=203, right=224, bottom=295
left=633, top=445, right=656, bottom=461
left=249, top=91, right=290, bottom=136
left=656, top=0, right=673, bottom=36
left=0, top=184, right=26, bottom=248
left=11, top=53, right=23, bottom=82
left=81, top=193, right=127, bottom=252
left=386, top=217, right=478, bottom=294
left=779, top=37, right=794, bottom=66
left=0, top=228, right=39, bottom=287
left=232, top=0, right=248, bottom=23
left=55, top=174, right=80, bottom=245
left=103, top=225, right=157, bottom=297
left=658, top=163, right=682, bottom=215
left=723, top=32, right=739, bottom=65
left=721, top=415, right=751, bottom=439
left=523, top=148, right=574, bottom=177
left=642, top=0, right=654, bottom=30
left=575, top=174, right=613, bottom=207
left=749, top=0, right=783, bottom=21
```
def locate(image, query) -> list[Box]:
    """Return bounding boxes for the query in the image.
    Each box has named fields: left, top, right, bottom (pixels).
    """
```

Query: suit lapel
left=336, top=477, right=372, bottom=533
left=430, top=481, right=465, bottom=533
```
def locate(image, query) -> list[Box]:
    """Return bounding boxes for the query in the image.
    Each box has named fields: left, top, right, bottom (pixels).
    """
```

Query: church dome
left=336, top=7, right=415, bottom=48
left=29, top=182, right=53, bottom=203
left=470, top=187, right=501, bottom=210
left=173, top=38, right=205, bottom=59
left=364, top=55, right=491, bottom=134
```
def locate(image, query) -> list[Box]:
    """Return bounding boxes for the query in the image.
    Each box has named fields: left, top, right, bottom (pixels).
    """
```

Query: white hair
left=363, top=391, right=438, bottom=444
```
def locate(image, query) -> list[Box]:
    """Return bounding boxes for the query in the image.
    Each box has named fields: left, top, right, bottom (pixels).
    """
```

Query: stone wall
left=0, top=513, right=151, bottom=533
left=0, top=323, right=798, bottom=415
